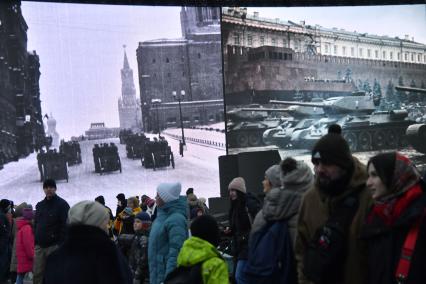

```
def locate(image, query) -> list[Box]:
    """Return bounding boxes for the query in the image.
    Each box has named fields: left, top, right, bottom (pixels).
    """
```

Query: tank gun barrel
left=395, top=86, right=426, bottom=94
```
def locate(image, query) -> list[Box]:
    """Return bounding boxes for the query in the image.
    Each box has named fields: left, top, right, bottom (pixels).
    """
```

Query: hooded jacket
left=148, top=196, right=188, bottom=284
left=252, top=160, right=313, bottom=246
left=295, top=157, right=372, bottom=284
left=16, top=218, right=34, bottom=273
left=177, top=236, right=229, bottom=284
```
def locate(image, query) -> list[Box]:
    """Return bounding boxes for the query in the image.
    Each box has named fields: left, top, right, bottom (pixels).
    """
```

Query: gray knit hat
left=228, top=177, right=246, bottom=193
left=68, top=201, right=109, bottom=231
left=157, top=182, right=181, bottom=203
left=265, top=164, right=282, bottom=188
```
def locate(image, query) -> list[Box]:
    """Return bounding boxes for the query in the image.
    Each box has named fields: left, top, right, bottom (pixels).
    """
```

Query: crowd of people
left=0, top=124, right=425, bottom=284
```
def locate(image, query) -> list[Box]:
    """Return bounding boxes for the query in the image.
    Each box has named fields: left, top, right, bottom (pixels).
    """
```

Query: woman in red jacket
left=361, top=152, right=426, bottom=284
left=16, top=208, right=34, bottom=284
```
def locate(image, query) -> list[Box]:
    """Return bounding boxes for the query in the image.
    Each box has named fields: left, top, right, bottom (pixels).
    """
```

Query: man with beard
left=295, top=125, right=372, bottom=284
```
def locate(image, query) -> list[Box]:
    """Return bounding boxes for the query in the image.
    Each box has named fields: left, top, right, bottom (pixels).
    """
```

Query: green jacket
left=177, top=236, right=229, bottom=284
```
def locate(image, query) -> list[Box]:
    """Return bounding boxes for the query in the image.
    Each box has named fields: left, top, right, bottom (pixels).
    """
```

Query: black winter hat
left=312, top=124, right=353, bottom=171
left=186, top=188, right=194, bottom=196
left=95, top=195, right=105, bottom=206
left=0, top=199, right=11, bottom=213
left=43, top=179, right=56, bottom=189
left=190, top=215, right=220, bottom=247
left=116, top=193, right=126, bottom=202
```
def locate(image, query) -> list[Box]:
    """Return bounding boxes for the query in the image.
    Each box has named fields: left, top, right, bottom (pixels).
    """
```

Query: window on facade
left=359, top=48, right=363, bottom=57
left=351, top=47, right=355, bottom=57
left=397, top=52, right=400, bottom=60
left=424, top=55, right=426, bottom=62
left=167, top=73, right=171, bottom=77
left=342, top=46, right=346, bottom=56
left=282, top=39, right=287, bottom=47
left=334, top=45, right=337, bottom=55
left=411, top=53, right=414, bottom=61
left=260, top=36, right=265, bottom=45
left=390, top=52, right=393, bottom=60
left=272, top=38, right=276, bottom=46
left=405, top=53, right=408, bottom=61
left=234, top=33, right=240, bottom=45
left=198, top=53, right=201, bottom=59
left=166, top=58, right=169, bottom=63
left=383, top=51, right=386, bottom=60
left=181, top=56, right=185, bottom=62
left=212, top=8, right=218, bottom=20
left=375, top=50, right=379, bottom=59
left=152, top=58, right=156, bottom=63
left=182, top=71, right=185, bottom=77
left=367, top=49, right=371, bottom=58
left=324, top=44, right=329, bottom=54
left=418, top=54, right=421, bottom=62
left=247, top=35, right=253, bottom=46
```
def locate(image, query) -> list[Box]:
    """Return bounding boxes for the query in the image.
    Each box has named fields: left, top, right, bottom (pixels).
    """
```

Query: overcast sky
left=22, top=2, right=182, bottom=139
left=247, top=5, right=426, bottom=44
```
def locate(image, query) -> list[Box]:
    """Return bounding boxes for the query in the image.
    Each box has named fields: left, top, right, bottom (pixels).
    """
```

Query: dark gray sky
left=247, top=5, right=426, bottom=44
left=22, top=2, right=182, bottom=139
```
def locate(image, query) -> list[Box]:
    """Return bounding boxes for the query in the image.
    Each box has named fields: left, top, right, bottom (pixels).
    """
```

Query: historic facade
left=136, top=7, right=224, bottom=132
left=118, top=47, right=142, bottom=130
left=222, top=8, right=426, bottom=64
left=0, top=1, right=45, bottom=164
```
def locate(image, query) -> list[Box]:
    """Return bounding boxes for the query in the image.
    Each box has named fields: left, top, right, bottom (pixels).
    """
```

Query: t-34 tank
left=227, top=106, right=282, bottom=148
left=271, top=92, right=416, bottom=152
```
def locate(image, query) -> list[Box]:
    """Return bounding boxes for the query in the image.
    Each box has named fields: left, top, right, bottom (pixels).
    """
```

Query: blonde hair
left=127, top=197, right=140, bottom=209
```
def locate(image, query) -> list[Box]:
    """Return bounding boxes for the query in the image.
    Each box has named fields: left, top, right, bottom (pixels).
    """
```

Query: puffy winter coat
left=177, top=236, right=229, bottom=284
left=148, top=196, right=188, bottom=284
left=16, top=219, right=34, bottom=273
left=295, top=157, right=372, bottom=284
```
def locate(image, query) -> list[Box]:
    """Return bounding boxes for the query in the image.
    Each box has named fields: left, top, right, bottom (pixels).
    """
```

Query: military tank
left=270, top=92, right=416, bottom=152
left=226, top=106, right=283, bottom=148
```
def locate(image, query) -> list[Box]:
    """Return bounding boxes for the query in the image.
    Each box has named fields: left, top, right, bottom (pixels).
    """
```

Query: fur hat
left=311, top=124, right=353, bottom=171
left=68, top=201, right=109, bottom=231
left=43, top=179, right=56, bottom=189
left=190, top=215, right=220, bottom=247
left=135, top=212, right=151, bottom=223
left=265, top=164, right=282, bottom=188
left=228, top=177, right=246, bottom=193
left=157, top=182, right=181, bottom=203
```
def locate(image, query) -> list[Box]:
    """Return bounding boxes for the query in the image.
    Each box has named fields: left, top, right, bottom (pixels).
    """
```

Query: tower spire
left=123, top=44, right=130, bottom=70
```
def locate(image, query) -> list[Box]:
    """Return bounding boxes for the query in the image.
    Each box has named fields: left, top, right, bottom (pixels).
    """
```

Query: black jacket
left=43, top=224, right=132, bottom=284
left=34, top=194, right=69, bottom=247
left=360, top=192, right=426, bottom=284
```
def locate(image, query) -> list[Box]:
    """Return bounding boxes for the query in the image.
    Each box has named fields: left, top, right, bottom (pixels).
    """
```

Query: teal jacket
left=177, top=236, right=229, bottom=284
left=148, top=196, right=188, bottom=284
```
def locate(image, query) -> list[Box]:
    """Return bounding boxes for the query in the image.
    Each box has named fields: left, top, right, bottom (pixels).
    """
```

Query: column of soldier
left=1, top=124, right=425, bottom=284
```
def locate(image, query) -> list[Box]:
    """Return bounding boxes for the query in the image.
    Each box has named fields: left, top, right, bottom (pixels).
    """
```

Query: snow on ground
left=0, top=129, right=226, bottom=210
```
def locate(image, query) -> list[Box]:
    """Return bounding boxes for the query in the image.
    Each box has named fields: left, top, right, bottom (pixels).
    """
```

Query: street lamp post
left=172, top=90, right=186, bottom=146
left=151, top=98, right=162, bottom=137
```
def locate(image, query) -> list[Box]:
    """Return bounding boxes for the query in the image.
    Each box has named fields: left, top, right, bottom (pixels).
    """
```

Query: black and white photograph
left=222, top=5, right=426, bottom=173
left=0, top=2, right=225, bottom=209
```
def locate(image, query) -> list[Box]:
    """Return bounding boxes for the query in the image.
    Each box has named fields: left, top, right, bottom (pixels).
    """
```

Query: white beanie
left=68, top=201, right=109, bottom=231
left=157, top=182, right=181, bottom=203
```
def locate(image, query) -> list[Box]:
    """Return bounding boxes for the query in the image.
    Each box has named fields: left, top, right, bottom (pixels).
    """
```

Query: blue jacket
left=148, top=196, right=188, bottom=284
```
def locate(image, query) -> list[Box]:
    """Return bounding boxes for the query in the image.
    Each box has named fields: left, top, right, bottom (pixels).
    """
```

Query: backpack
left=244, top=220, right=296, bottom=284
left=164, top=262, right=203, bottom=284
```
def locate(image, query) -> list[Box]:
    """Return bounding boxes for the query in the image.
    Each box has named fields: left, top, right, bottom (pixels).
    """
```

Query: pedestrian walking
left=15, top=208, right=34, bottom=284
left=129, top=212, right=151, bottom=284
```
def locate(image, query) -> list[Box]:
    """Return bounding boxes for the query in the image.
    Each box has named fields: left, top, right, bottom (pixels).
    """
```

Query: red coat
left=16, top=218, right=34, bottom=273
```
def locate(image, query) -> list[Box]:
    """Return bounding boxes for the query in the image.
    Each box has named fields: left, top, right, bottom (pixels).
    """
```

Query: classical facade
left=85, top=122, right=120, bottom=140
left=222, top=8, right=426, bottom=64
left=137, top=7, right=224, bottom=132
left=118, top=47, right=142, bottom=130
left=0, top=1, right=45, bottom=164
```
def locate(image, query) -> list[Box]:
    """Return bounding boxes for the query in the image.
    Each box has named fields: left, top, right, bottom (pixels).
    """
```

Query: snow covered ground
left=0, top=128, right=226, bottom=210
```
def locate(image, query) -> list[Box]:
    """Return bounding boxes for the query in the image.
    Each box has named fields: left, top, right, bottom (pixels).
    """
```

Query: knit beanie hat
left=265, top=164, right=282, bottom=188
left=135, top=212, right=151, bottom=223
left=95, top=195, right=105, bottom=206
left=190, top=215, right=220, bottom=247
left=14, top=202, right=29, bottom=217
left=186, top=188, right=194, bottom=195
left=157, top=182, right=181, bottom=203
left=22, top=208, right=34, bottom=220
left=68, top=201, right=109, bottom=231
left=228, top=177, right=246, bottom=193
left=311, top=124, right=353, bottom=171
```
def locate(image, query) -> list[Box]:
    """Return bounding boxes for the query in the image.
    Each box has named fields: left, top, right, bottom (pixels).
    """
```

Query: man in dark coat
left=0, top=199, right=12, bottom=284
left=43, top=201, right=132, bottom=284
left=33, top=179, right=69, bottom=284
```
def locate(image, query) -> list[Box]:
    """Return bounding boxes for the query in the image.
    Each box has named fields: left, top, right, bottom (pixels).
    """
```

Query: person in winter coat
left=175, top=215, right=229, bottom=284
left=15, top=208, right=34, bottom=284
left=43, top=201, right=132, bottom=284
left=226, top=177, right=252, bottom=284
left=116, top=193, right=127, bottom=217
left=295, top=125, right=372, bottom=284
left=360, top=152, right=426, bottom=284
left=9, top=202, right=29, bottom=283
left=33, top=179, right=69, bottom=284
left=0, top=199, right=12, bottom=284
left=129, top=212, right=151, bottom=284
left=148, top=182, right=188, bottom=284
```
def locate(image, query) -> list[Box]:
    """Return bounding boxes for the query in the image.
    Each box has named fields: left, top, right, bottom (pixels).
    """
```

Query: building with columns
left=118, top=46, right=142, bottom=130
